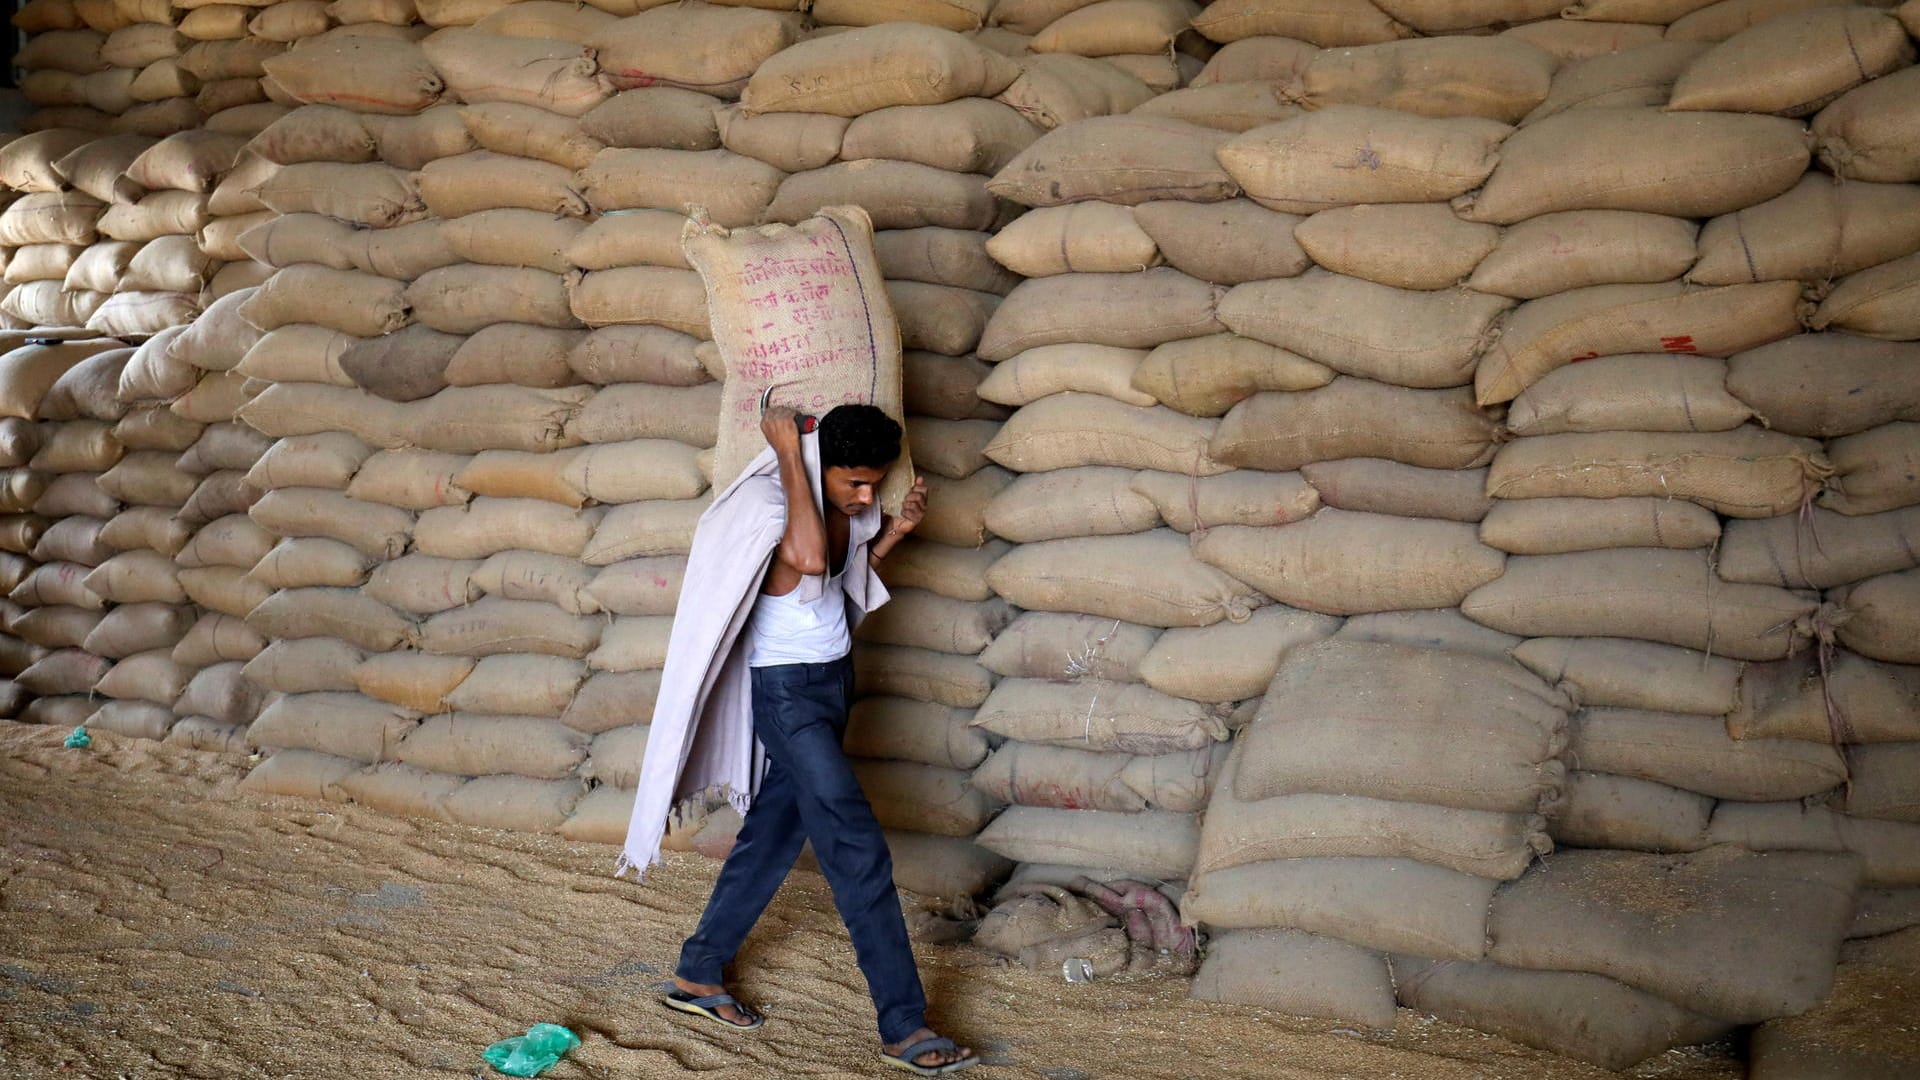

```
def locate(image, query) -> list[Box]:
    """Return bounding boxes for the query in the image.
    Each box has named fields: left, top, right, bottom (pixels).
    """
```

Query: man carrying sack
left=619, top=207, right=979, bottom=1077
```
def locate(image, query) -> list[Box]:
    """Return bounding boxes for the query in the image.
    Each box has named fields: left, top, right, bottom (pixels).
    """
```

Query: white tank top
left=745, top=566, right=851, bottom=667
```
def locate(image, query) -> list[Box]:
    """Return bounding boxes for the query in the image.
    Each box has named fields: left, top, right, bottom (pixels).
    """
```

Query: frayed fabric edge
left=613, top=786, right=755, bottom=882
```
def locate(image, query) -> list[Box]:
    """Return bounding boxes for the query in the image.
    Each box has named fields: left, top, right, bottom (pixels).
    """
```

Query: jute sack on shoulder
left=684, top=205, right=910, bottom=510
left=1234, top=639, right=1571, bottom=813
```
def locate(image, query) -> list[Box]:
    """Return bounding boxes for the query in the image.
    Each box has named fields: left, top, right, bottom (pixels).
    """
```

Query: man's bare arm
left=764, top=405, right=826, bottom=591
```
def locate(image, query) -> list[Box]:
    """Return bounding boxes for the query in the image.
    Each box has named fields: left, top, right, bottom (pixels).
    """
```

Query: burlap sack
left=1333, top=608, right=1519, bottom=661
left=1188, top=930, right=1394, bottom=1031
left=1694, top=176, right=1920, bottom=287
left=977, top=805, right=1197, bottom=880
left=1512, top=636, right=1740, bottom=716
left=1487, top=427, right=1829, bottom=518
left=683, top=205, right=910, bottom=505
left=1289, top=36, right=1556, bottom=123
left=354, top=651, right=472, bottom=713
left=1131, top=470, right=1320, bottom=533
left=400, top=385, right=591, bottom=454
left=842, top=98, right=1037, bottom=177
left=1457, top=108, right=1809, bottom=224
left=1546, top=768, right=1712, bottom=853
left=420, top=28, right=611, bottom=116
left=344, top=449, right=470, bottom=511
left=582, top=556, right=685, bottom=617
left=978, top=343, right=1154, bottom=408
left=247, top=586, right=417, bottom=652
left=580, top=87, right=722, bottom=151
left=579, top=498, right=710, bottom=564
left=418, top=151, right=587, bottom=218
left=984, top=204, right=1159, bottom=278
left=1300, top=459, right=1489, bottom=522
left=1717, top=505, right=1920, bottom=590
left=1571, top=706, right=1847, bottom=801
left=1292, top=203, right=1499, bottom=291
left=1812, top=250, right=1920, bottom=341
left=86, top=603, right=193, bottom=661
left=1190, top=0, right=1410, bottom=45
left=987, top=115, right=1234, bottom=207
left=1130, top=82, right=1300, bottom=134
left=971, top=675, right=1226, bottom=754
left=443, top=654, right=586, bottom=718
left=1217, top=105, right=1508, bottom=214
left=470, top=549, right=599, bottom=615
left=1812, top=66, right=1920, bottom=184
left=579, top=147, right=781, bottom=227
left=1233, top=640, right=1570, bottom=812
left=1842, top=743, right=1920, bottom=823
left=249, top=536, right=377, bottom=590
left=1199, top=749, right=1549, bottom=880
left=590, top=4, right=802, bottom=98
left=1478, top=496, right=1721, bottom=555
left=854, top=760, right=1001, bottom=837
left=95, top=508, right=191, bottom=559
left=442, top=325, right=584, bottom=389
left=254, top=161, right=428, bottom=228
left=415, top=497, right=600, bottom=560
left=852, top=643, right=996, bottom=708
left=1182, top=857, right=1496, bottom=961
left=396, top=714, right=589, bottom=778
left=985, top=394, right=1225, bottom=475
left=764, top=160, right=997, bottom=231
left=979, top=269, right=1222, bottom=361
left=1726, top=335, right=1920, bottom=438
left=1210, top=378, right=1499, bottom=471
left=1669, top=8, right=1911, bottom=117
left=16, top=647, right=112, bottom=698
left=559, top=669, right=660, bottom=734
left=566, top=210, right=689, bottom=272
left=992, top=53, right=1155, bottom=130
left=845, top=696, right=989, bottom=771
left=977, top=610, right=1158, bottom=682
left=855, top=587, right=1011, bottom=655
left=362, top=555, right=481, bottom=617
left=458, top=103, right=603, bottom=172
left=741, top=23, right=1018, bottom=116
left=1219, top=270, right=1510, bottom=388
left=715, top=107, right=847, bottom=173
left=566, top=266, right=708, bottom=336
left=1463, top=548, right=1818, bottom=660
left=1506, top=354, right=1749, bottom=435
left=1130, top=334, right=1332, bottom=418
left=1731, top=651, right=1920, bottom=744
left=982, top=467, right=1157, bottom=543
left=987, top=529, right=1263, bottom=627
left=419, top=596, right=601, bottom=659
left=1521, top=41, right=1708, bottom=125
left=1137, top=603, right=1340, bottom=703
left=260, top=28, right=441, bottom=112
left=250, top=486, right=412, bottom=558
left=1474, top=279, right=1804, bottom=406
left=438, top=208, right=584, bottom=275
left=971, top=741, right=1220, bottom=814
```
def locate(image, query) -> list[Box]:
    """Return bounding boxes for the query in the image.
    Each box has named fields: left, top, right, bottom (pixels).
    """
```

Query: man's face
left=822, top=465, right=888, bottom=517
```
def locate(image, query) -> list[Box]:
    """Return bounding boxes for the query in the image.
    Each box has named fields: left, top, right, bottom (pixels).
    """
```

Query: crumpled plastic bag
left=63, top=726, right=90, bottom=748
left=483, top=1023, right=580, bottom=1077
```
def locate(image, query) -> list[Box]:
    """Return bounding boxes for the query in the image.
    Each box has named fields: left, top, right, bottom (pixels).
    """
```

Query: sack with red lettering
left=684, top=205, right=912, bottom=510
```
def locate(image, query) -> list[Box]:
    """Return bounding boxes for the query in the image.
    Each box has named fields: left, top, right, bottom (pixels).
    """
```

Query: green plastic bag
left=483, top=1023, right=580, bottom=1077
left=63, top=726, right=90, bottom=748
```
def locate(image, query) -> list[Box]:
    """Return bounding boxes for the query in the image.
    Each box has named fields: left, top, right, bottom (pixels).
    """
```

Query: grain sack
left=1716, top=505, right=1920, bottom=589
left=408, top=265, right=579, bottom=334
left=581, top=724, right=647, bottom=788
left=417, top=151, right=585, bottom=218
left=1748, top=928, right=1920, bottom=1078
left=853, top=644, right=995, bottom=708
left=1812, top=251, right=1920, bottom=341
left=1486, top=427, right=1828, bottom=518
left=34, top=516, right=110, bottom=565
left=1129, top=82, right=1300, bottom=134
left=325, top=762, right=464, bottom=822
left=977, top=805, right=1196, bottom=880
left=1726, top=335, right=1920, bottom=438
left=458, top=103, right=603, bottom=172
left=336, top=325, right=460, bottom=403
left=1546, top=770, right=1712, bottom=853
left=420, top=29, right=610, bottom=116
left=36, top=474, right=120, bottom=519
left=0, top=192, right=104, bottom=247
left=1219, top=271, right=1510, bottom=388
left=566, top=266, right=706, bottom=336
left=971, top=676, right=1226, bottom=754
left=1212, top=379, right=1499, bottom=472
left=414, top=498, right=600, bottom=560
left=1693, top=176, right=1920, bottom=287
left=986, top=115, right=1233, bottom=207
left=1199, top=750, right=1549, bottom=880
left=1520, top=40, right=1707, bottom=125
left=1474, top=280, right=1804, bottom=406
left=1513, top=636, right=1741, bottom=716
left=1488, top=847, right=1859, bottom=1023
left=1843, top=744, right=1920, bottom=823
left=261, top=29, right=441, bottom=114
left=1299, top=460, right=1487, bottom=522
left=1459, top=108, right=1809, bottom=224
left=589, top=4, right=802, bottom=98
left=84, top=550, right=185, bottom=604
left=250, top=487, right=412, bottom=558
left=1122, top=203, right=1309, bottom=291
left=856, top=588, right=1011, bottom=656
left=566, top=210, right=689, bottom=272
left=1812, top=67, right=1920, bottom=183
left=1138, top=604, right=1342, bottom=704
left=401, top=385, right=591, bottom=454
left=1478, top=496, right=1721, bottom=555
left=853, top=760, right=1001, bottom=837
left=1668, top=8, right=1911, bottom=117
left=987, top=205, right=1159, bottom=278
left=840, top=100, right=1035, bottom=178
left=886, top=281, right=999, bottom=356
left=443, top=325, right=585, bottom=389
left=248, top=691, right=418, bottom=762
left=977, top=611, right=1156, bottom=682
left=978, top=270, right=1222, bottom=362
left=683, top=206, right=910, bottom=504
left=1291, top=204, right=1498, bottom=292
left=978, top=343, right=1155, bottom=407
left=1183, top=858, right=1495, bottom=961
left=1190, top=0, right=1409, bottom=46
left=444, top=775, right=585, bottom=832
left=95, top=508, right=191, bottom=558
left=346, top=450, right=471, bottom=511
left=1189, top=930, right=1394, bottom=1029
left=1131, top=469, right=1322, bottom=534
left=1571, top=707, right=1846, bottom=801
left=1217, top=106, right=1508, bottom=214
left=438, top=208, right=585, bottom=274
left=1822, top=422, right=1920, bottom=516
left=1289, top=37, right=1556, bottom=123
left=247, top=587, right=416, bottom=651
left=239, top=637, right=362, bottom=695
left=581, top=87, right=722, bottom=151
left=16, top=648, right=113, bottom=696
left=239, top=265, right=408, bottom=338
left=1393, top=956, right=1730, bottom=1071
left=441, top=654, right=585, bottom=718
left=249, top=537, right=375, bottom=589
left=1129, top=335, right=1333, bottom=419
left=876, top=230, right=1019, bottom=296
left=982, top=467, right=1157, bottom=543
left=362, top=555, right=481, bottom=617
left=992, top=53, right=1155, bottom=130
left=844, top=696, right=989, bottom=770
left=581, top=557, right=684, bottom=618
left=245, top=433, right=371, bottom=492
left=179, top=566, right=274, bottom=621
left=99, top=451, right=197, bottom=505
left=124, top=129, right=245, bottom=192
left=558, top=668, right=658, bottom=734
left=10, top=609, right=100, bottom=653
left=1235, top=640, right=1569, bottom=812
left=579, top=498, right=709, bottom=564
left=742, top=23, right=1015, bottom=116
left=763, top=160, right=997, bottom=231
left=988, top=529, right=1263, bottom=627
left=984, top=394, right=1226, bottom=476
left=579, top=147, right=780, bottom=227
left=1832, top=569, right=1920, bottom=664
left=1463, top=549, right=1816, bottom=661
left=711, top=108, right=842, bottom=174
left=1332, top=607, right=1518, bottom=660
left=240, top=749, right=362, bottom=799
left=396, top=714, right=588, bottom=778
left=419, top=597, right=600, bottom=659
left=97, top=191, right=214, bottom=243
left=1731, top=652, right=1920, bottom=744
left=1505, top=354, right=1748, bottom=435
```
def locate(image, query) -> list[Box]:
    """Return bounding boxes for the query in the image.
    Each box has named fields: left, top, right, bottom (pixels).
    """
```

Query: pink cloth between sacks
left=617, top=429, right=888, bottom=879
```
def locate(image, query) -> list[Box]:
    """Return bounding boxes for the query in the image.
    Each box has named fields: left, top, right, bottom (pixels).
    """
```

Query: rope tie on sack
left=1802, top=602, right=1857, bottom=757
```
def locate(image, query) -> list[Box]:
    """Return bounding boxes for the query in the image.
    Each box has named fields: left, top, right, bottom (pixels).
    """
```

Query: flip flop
left=880, top=1035, right=979, bottom=1076
left=661, top=988, right=765, bottom=1031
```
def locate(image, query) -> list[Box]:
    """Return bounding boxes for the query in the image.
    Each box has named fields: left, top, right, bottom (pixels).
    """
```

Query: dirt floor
left=0, top=720, right=1744, bottom=1080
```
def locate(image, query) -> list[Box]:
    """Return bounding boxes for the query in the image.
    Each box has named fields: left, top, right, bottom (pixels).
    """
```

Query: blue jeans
left=676, top=656, right=928, bottom=1043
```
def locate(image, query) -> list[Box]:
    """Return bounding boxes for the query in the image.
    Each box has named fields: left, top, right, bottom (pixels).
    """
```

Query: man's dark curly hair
left=818, top=403, right=902, bottom=471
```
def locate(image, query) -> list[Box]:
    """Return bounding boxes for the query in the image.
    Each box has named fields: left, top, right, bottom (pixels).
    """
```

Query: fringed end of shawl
left=619, top=786, right=756, bottom=883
